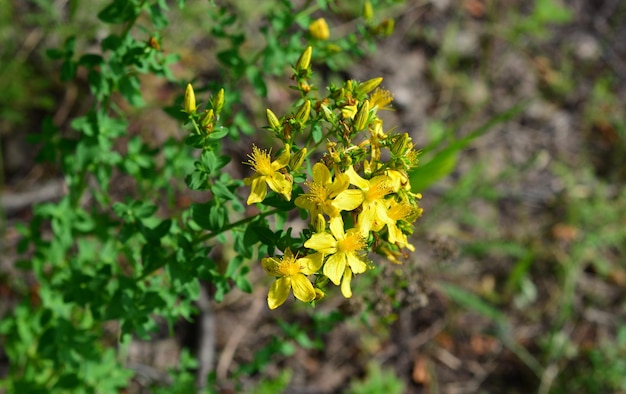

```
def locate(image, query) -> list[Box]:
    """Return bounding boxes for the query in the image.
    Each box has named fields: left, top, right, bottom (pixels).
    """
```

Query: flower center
left=277, top=257, right=301, bottom=277
left=337, top=232, right=365, bottom=253
left=307, top=182, right=328, bottom=205
left=365, top=179, right=393, bottom=202
left=246, top=146, right=273, bottom=176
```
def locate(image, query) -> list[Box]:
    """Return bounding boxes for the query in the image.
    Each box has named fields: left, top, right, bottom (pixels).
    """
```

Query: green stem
left=136, top=208, right=280, bottom=281
left=195, top=208, right=279, bottom=244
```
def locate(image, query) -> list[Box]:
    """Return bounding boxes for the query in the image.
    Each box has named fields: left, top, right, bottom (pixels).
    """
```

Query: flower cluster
left=241, top=47, right=424, bottom=309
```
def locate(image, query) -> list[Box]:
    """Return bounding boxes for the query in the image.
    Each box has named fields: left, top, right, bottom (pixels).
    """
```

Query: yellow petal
left=323, top=253, right=346, bottom=285
left=340, top=267, right=353, bottom=298
left=329, top=216, right=346, bottom=240
left=266, top=173, right=292, bottom=201
left=268, top=278, right=291, bottom=309
left=332, top=189, right=363, bottom=211
left=247, top=176, right=268, bottom=204
left=328, top=172, right=350, bottom=196
left=346, top=252, right=367, bottom=274
left=345, top=166, right=370, bottom=190
left=299, top=252, right=323, bottom=275
left=312, top=162, right=331, bottom=185
left=273, top=145, right=291, bottom=169
left=291, top=274, right=316, bottom=302
left=304, top=233, right=337, bottom=254
left=261, top=257, right=281, bottom=276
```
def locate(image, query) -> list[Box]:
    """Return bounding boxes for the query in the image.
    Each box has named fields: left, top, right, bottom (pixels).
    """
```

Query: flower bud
left=266, top=108, right=281, bottom=131
left=363, top=1, right=374, bottom=22
left=341, top=104, right=357, bottom=119
left=213, top=88, right=225, bottom=115
left=184, top=83, right=196, bottom=114
left=199, top=109, right=214, bottom=129
left=356, top=77, right=383, bottom=96
left=320, top=104, right=335, bottom=122
left=295, top=99, right=311, bottom=124
left=315, top=214, right=326, bottom=233
left=289, top=147, right=307, bottom=171
left=298, top=81, right=312, bottom=94
left=353, top=100, right=370, bottom=131
left=331, top=87, right=345, bottom=101
left=309, top=18, right=329, bottom=41
left=295, top=46, right=312, bottom=73
left=391, top=133, right=410, bottom=156
left=378, top=18, right=394, bottom=36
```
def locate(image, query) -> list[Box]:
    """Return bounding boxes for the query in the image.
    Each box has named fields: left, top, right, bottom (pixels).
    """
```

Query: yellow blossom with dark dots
left=244, top=145, right=292, bottom=204
left=262, top=248, right=322, bottom=309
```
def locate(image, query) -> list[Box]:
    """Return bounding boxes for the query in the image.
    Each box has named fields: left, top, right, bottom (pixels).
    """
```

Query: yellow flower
left=304, top=216, right=368, bottom=298
left=385, top=169, right=409, bottom=192
left=368, top=88, right=394, bottom=111
left=262, top=248, right=322, bottom=309
left=295, top=163, right=350, bottom=225
left=309, top=18, right=330, bottom=40
left=244, top=145, right=292, bottom=205
left=333, top=166, right=395, bottom=234
left=385, top=199, right=418, bottom=251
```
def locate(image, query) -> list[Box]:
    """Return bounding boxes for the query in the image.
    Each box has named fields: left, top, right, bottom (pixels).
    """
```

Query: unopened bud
left=356, top=77, right=383, bottom=96
left=331, top=87, right=345, bottom=101
left=213, top=88, right=225, bottom=115
left=353, top=100, right=370, bottom=131
left=309, top=18, right=329, bottom=41
left=184, top=83, right=196, bottom=114
left=320, top=104, right=335, bottom=122
left=199, top=109, right=214, bottom=129
left=289, top=148, right=307, bottom=171
left=378, top=18, right=394, bottom=36
left=315, top=214, right=326, bottom=233
left=295, top=100, right=311, bottom=124
left=266, top=108, right=281, bottom=131
left=314, top=288, right=325, bottom=301
left=363, top=1, right=373, bottom=22
left=298, top=81, right=312, bottom=94
left=295, top=46, right=312, bottom=73
left=391, top=133, right=410, bottom=156
left=341, top=104, right=357, bottom=119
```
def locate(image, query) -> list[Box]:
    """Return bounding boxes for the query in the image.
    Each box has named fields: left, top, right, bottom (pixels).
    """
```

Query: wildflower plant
left=1, top=0, right=424, bottom=391
left=185, top=46, right=423, bottom=309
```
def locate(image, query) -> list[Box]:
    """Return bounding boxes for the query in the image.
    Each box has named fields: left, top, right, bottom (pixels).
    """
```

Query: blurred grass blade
left=438, top=282, right=506, bottom=324
left=410, top=102, right=527, bottom=193
left=438, top=281, right=544, bottom=377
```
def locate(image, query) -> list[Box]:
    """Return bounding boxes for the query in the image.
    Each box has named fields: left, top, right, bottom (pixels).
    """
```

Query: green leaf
left=119, top=75, right=144, bottom=107
left=78, top=54, right=104, bottom=67
left=212, top=182, right=237, bottom=202
left=98, top=0, right=139, bottom=23
left=61, top=60, right=77, bottom=82
left=200, top=150, right=217, bottom=172
left=133, top=202, right=158, bottom=219
left=208, top=127, right=229, bottom=140
left=225, top=255, right=245, bottom=278
left=208, top=204, right=227, bottom=232
left=185, top=170, right=209, bottom=190
left=142, top=219, right=172, bottom=243
left=147, top=3, right=168, bottom=29
left=191, top=203, right=212, bottom=230
left=247, top=66, right=268, bottom=97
